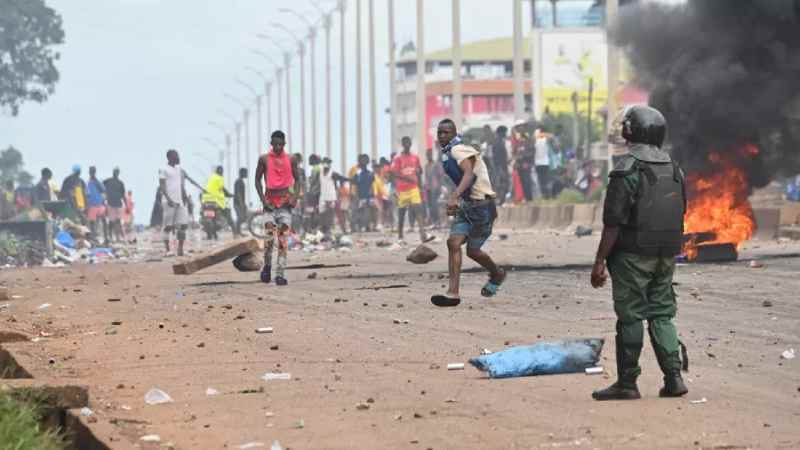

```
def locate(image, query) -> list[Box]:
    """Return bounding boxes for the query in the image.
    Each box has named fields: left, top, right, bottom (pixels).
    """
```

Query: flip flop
left=481, top=268, right=507, bottom=298
left=431, top=295, right=461, bottom=307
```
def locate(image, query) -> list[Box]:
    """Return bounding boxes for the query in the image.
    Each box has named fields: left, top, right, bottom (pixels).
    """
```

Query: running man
left=391, top=137, right=431, bottom=243
left=431, top=119, right=506, bottom=307
left=255, top=131, right=295, bottom=286
left=159, top=149, right=190, bottom=256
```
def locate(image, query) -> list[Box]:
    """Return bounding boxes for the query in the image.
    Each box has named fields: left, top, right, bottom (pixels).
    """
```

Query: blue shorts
left=450, top=200, right=496, bottom=250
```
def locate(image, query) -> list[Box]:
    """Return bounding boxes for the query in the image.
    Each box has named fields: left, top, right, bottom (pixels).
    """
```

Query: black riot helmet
left=619, top=105, right=667, bottom=148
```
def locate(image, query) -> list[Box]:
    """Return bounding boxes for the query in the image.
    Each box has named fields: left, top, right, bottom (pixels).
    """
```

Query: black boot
left=659, top=372, right=688, bottom=397
left=592, top=382, right=641, bottom=401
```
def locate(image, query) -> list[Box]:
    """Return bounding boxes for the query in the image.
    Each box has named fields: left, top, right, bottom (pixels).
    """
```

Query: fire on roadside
left=682, top=144, right=758, bottom=260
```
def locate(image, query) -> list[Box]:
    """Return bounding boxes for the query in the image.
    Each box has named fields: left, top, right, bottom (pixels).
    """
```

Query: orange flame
left=682, top=145, right=757, bottom=260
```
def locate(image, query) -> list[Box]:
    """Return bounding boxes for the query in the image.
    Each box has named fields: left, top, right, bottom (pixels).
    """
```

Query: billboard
left=536, top=29, right=608, bottom=115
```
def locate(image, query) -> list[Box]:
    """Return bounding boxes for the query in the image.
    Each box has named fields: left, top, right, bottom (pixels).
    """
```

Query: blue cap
left=72, top=164, right=81, bottom=173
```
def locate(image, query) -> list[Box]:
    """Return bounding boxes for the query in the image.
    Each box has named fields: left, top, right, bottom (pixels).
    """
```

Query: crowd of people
left=0, top=165, right=135, bottom=244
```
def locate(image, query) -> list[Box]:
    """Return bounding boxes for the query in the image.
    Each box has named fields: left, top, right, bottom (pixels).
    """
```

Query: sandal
left=431, top=295, right=461, bottom=307
left=481, top=268, right=507, bottom=298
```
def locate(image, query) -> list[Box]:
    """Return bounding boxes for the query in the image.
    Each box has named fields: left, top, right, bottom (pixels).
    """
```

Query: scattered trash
left=338, top=235, right=353, bottom=248
left=80, top=407, right=94, bottom=417
left=107, top=298, right=121, bottom=302
left=406, top=245, right=438, bottom=264
left=481, top=348, right=492, bottom=355
left=262, top=372, right=292, bottom=381
left=392, top=318, right=410, bottom=325
left=387, top=243, right=403, bottom=252
left=762, top=300, right=773, bottom=307
left=585, top=367, right=604, bottom=375
left=781, top=348, right=795, bottom=360
left=307, top=272, right=318, bottom=279
left=355, top=402, right=370, bottom=410
left=469, top=338, right=604, bottom=378
left=37, top=303, right=51, bottom=310
left=749, top=260, right=764, bottom=268
left=690, top=397, right=708, bottom=404
left=140, top=435, right=161, bottom=442
left=144, top=388, right=174, bottom=405
left=238, top=443, right=266, bottom=449
left=293, top=419, right=305, bottom=429
left=271, top=441, right=283, bottom=450
left=574, top=225, right=593, bottom=237
left=447, top=363, right=465, bottom=371
left=255, top=327, right=273, bottom=334
left=205, top=388, right=220, bottom=396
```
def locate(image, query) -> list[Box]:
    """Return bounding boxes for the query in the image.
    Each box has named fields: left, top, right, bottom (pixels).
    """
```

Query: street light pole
left=324, top=12, right=333, bottom=159
left=452, top=0, right=463, bottom=129
left=237, top=79, right=260, bottom=181
left=388, top=0, right=397, bottom=154
left=513, top=0, right=525, bottom=121
left=416, top=0, right=426, bottom=153
left=339, top=0, right=348, bottom=174
left=355, top=0, right=363, bottom=158
left=368, top=0, right=377, bottom=162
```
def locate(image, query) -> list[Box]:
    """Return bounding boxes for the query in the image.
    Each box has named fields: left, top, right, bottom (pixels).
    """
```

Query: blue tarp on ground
left=469, top=338, right=604, bottom=378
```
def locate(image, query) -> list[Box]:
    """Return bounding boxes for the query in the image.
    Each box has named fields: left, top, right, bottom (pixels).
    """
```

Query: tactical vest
left=616, top=159, right=686, bottom=257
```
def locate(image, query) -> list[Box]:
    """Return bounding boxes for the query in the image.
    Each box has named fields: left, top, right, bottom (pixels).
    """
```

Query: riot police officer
left=590, top=105, right=689, bottom=401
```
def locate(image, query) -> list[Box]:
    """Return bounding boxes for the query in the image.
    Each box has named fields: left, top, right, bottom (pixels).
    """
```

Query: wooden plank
left=172, top=238, right=261, bottom=275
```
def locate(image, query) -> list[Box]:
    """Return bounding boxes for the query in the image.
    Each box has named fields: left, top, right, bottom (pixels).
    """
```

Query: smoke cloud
left=614, top=0, right=800, bottom=186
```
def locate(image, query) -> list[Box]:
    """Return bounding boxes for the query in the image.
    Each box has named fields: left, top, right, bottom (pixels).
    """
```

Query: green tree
left=0, top=146, right=24, bottom=183
left=0, top=0, right=65, bottom=116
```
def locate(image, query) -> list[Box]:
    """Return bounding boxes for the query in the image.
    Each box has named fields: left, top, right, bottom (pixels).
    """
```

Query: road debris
left=80, top=407, right=94, bottom=416
left=762, top=300, right=773, bottom=307
left=690, top=398, right=708, bottom=404
left=262, top=372, right=292, bottom=381
left=255, top=327, right=274, bottom=334
left=447, top=363, right=465, bottom=370
left=781, top=348, right=795, bottom=360
left=271, top=441, right=283, bottom=450
left=172, top=238, right=260, bottom=275
left=406, top=245, right=438, bottom=264
left=238, top=442, right=266, bottom=449
left=749, top=260, right=764, bottom=268
left=140, top=435, right=162, bottom=442
left=355, top=402, right=370, bottom=410
left=585, top=367, right=604, bottom=375
left=144, top=388, right=174, bottom=405
left=470, top=338, right=604, bottom=378
left=205, top=388, right=220, bottom=396
left=37, top=303, right=51, bottom=310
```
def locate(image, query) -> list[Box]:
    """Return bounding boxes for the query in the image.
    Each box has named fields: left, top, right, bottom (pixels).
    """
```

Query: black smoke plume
left=614, top=0, right=800, bottom=187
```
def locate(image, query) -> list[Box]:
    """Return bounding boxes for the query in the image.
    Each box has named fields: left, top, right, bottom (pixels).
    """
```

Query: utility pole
left=355, top=0, right=363, bottom=158
left=225, top=134, right=232, bottom=190
left=324, top=12, right=333, bottom=159
left=235, top=122, right=242, bottom=177
left=368, top=0, right=378, bottom=161
left=243, top=109, right=250, bottom=174
left=339, top=0, right=348, bottom=174
left=388, top=0, right=397, bottom=154
left=452, top=0, right=463, bottom=129
left=512, top=0, right=525, bottom=121
left=299, top=41, right=307, bottom=160
left=265, top=82, right=272, bottom=144
left=284, top=52, right=292, bottom=147
left=309, top=27, right=318, bottom=158
left=415, top=0, right=426, bottom=152
left=606, top=0, right=620, bottom=169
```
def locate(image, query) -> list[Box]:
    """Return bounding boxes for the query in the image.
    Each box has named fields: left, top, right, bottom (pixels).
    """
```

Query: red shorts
left=87, top=206, right=106, bottom=221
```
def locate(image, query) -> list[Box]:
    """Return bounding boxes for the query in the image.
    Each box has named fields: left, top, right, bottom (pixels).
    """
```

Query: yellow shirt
left=201, top=173, right=226, bottom=209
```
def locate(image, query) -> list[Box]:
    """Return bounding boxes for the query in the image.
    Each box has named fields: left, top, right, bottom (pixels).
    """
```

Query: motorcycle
left=200, top=202, right=224, bottom=240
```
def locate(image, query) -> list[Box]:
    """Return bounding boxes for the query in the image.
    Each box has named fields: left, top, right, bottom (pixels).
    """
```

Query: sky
left=1, top=0, right=536, bottom=219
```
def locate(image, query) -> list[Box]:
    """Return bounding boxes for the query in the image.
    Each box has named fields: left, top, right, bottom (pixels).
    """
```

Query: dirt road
left=1, top=230, right=798, bottom=449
